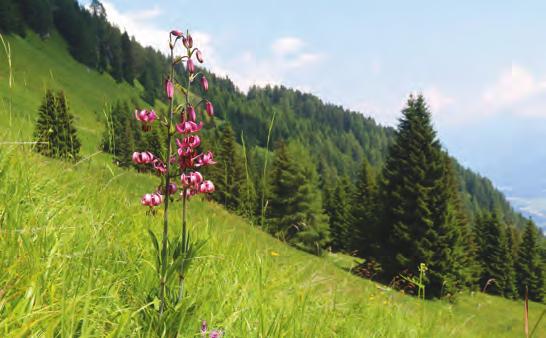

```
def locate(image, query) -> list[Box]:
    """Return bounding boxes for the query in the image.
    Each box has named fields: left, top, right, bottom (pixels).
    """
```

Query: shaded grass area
left=0, top=31, right=544, bottom=337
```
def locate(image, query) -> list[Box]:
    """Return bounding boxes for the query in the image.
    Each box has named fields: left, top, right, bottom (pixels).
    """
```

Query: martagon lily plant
left=133, top=29, right=216, bottom=316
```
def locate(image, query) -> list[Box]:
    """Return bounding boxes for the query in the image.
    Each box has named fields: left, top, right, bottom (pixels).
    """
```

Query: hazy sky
left=82, top=0, right=546, bottom=228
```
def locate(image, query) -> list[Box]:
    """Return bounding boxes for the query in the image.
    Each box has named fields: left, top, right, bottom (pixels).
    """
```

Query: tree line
left=0, top=0, right=166, bottom=104
left=193, top=95, right=544, bottom=301
left=1, top=0, right=527, bottom=232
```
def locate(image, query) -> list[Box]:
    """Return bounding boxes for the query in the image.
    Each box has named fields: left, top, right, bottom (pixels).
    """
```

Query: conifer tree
left=121, top=31, right=136, bottom=84
left=325, top=177, right=351, bottom=252
left=350, top=159, right=378, bottom=257
left=55, top=91, right=81, bottom=160
left=515, top=221, right=544, bottom=302
left=213, top=124, right=247, bottom=211
left=34, top=90, right=80, bottom=161
left=34, top=90, right=59, bottom=157
left=429, top=156, right=475, bottom=295
left=268, top=140, right=329, bottom=254
left=379, top=95, right=468, bottom=297
left=115, top=116, right=135, bottom=167
left=101, top=101, right=137, bottom=167
left=475, top=213, right=517, bottom=298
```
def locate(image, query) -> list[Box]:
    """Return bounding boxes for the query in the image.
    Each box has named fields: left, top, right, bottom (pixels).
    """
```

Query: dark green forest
left=5, top=0, right=543, bottom=301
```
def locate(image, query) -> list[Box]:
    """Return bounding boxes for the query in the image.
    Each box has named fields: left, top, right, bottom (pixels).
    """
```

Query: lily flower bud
left=201, top=75, right=209, bottom=92
left=187, top=105, right=196, bottom=122
left=187, top=59, right=195, bottom=74
left=183, top=34, right=193, bottom=48
left=196, top=49, right=204, bottom=63
left=170, top=30, right=183, bottom=37
left=165, top=79, right=174, bottom=100
left=205, top=101, right=214, bottom=117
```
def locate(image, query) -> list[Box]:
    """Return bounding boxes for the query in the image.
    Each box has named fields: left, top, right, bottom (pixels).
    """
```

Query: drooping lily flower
left=201, top=75, right=209, bottom=92
left=195, top=151, right=216, bottom=167
left=199, top=180, right=215, bottom=194
left=165, top=79, right=174, bottom=100
left=135, top=109, right=157, bottom=131
left=132, top=151, right=155, bottom=164
left=205, top=101, right=214, bottom=117
left=196, top=49, right=204, bottom=63
left=141, top=192, right=163, bottom=207
left=187, top=59, right=195, bottom=74
left=177, top=146, right=192, bottom=157
left=175, top=121, right=203, bottom=134
left=177, top=135, right=201, bottom=149
left=181, top=172, right=203, bottom=188
left=170, top=30, right=184, bottom=37
left=152, top=159, right=167, bottom=174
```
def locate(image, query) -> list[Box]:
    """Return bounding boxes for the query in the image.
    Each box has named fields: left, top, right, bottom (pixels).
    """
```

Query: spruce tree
left=121, top=32, right=135, bottom=84
left=211, top=123, right=248, bottom=212
left=55, top=91, right=81, bottom=160
left=515, top=221, right=544, bottom=302
left=379, top=94, right=468, bottom=297
left=268, top=140, right=329, bottom=254
left=325, top=177, right=351, bottom=252
left=34, top=90, right=59, bottom=157
left=425, top=155, right=472, bottom=296
left=475, top=213, right=517, bottom=298
left=34, top=90, right=80, bottom=161
left=101, top=101, right=133, bottom=166
left=350, top=159, right=378, bottom=257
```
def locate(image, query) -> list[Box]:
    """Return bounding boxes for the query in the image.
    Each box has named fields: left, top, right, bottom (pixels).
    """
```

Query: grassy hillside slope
left=0, top=32, right=544, bottom=337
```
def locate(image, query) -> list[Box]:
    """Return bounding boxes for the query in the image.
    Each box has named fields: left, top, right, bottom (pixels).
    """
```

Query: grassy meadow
left=0, top=32, right=545, bottom=337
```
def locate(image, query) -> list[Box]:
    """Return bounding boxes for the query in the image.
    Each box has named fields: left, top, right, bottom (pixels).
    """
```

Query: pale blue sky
left=83, top=0, right=546, bottom=227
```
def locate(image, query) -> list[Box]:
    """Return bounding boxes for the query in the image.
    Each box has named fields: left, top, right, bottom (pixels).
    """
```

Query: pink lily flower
left=175, top=121, right=203, bottom=134
left=141, top=192, right=163, bottom=207
left=201, top=75, right=209, bottom=92
left=205, top=101, right=214, bottom=117
left=195, top=151, right=216, bottom=167
left=135, top=109, right=157, bottom=131
left=199, top=180, right=215, bottom=194
left=178, top=146, right=192, bottom=157
left=132, top=151, right=155, bottom=164
left=177, top=135, right=201, bottom=149
left=170, top=30, right=184, bottom=37
left=153, top=159, right=167, bottom=174
left=181, top=172, right=203, bottom=187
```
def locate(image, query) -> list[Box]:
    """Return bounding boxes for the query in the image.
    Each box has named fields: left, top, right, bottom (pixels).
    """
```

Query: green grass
left=0, top=31, right=545, bottom=337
